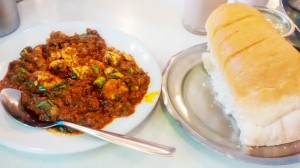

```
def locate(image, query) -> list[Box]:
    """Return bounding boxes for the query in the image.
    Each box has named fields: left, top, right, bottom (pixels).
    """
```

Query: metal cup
left=233, top=0, right=269, bottom=6
left=0, top=0, right=20, bottom=37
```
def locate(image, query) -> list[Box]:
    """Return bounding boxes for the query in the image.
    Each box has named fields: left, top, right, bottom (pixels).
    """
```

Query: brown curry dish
left=0, top=28, right=150, bottom=133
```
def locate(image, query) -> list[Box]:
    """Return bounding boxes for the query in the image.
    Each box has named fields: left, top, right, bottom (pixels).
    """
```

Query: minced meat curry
left=0, top=28, right=150, bottom=132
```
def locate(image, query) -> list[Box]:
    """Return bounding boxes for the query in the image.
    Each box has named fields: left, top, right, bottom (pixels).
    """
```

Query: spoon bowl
left=0, top=88, right=175, bottom=156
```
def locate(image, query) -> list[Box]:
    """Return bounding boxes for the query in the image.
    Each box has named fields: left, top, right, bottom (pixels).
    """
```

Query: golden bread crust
left=206, top=3, right=300, bottom=105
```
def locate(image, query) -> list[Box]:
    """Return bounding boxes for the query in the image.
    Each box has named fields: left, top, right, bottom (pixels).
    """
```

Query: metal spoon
left=0, top=88, right=176, bottom=156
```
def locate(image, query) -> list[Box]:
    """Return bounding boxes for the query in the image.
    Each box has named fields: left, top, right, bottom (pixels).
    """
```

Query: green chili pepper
left=93, top=77, right=106, bottom=89
left=19, top=67, right=30, bottom=75
left=36, top=100, right=53, bottom=111
left=129, top=67, right=136, bottom=75
left=92, top=65, right=100, bottom=73
left=53, top=84, right=67, bottom=91
left=20, top=46, right=32, bottom=57
left=71, top=73, right=77, bottom=79
left=38, top=85, right=47, bottom=93
left=109, top=71, right=124, bottom=79
left=115, top=94, right=121, bottom=101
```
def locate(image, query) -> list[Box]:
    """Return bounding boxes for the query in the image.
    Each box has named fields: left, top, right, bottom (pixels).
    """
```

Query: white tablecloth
left=0, top=0, right=298, bottom=167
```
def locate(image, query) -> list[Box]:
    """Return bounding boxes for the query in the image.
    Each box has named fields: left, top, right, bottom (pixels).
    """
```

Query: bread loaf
left=204, top=3, right=300, bottom=146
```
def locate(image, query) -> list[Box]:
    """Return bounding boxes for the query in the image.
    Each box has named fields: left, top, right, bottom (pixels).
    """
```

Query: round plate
left=0, top=22, right=161, bottom=154
left=161, top=43, right=300, bottom=165
left=281, top=0, right=300, bottom=27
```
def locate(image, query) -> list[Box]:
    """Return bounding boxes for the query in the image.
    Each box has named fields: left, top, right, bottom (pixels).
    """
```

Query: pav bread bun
left=204, top=3, right=300, bottom=146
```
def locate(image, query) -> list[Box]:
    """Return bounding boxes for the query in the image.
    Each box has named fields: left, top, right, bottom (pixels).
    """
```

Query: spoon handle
left=59, top=121, right=176, bottom=156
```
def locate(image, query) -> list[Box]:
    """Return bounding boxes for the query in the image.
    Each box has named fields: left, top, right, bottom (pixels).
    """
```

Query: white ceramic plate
left=0, top=22, right=161, bottom=154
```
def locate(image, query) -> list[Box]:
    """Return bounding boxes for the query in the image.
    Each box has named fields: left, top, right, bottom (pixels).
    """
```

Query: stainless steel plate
left=258, top=6, right=295, bottom=37
left=161, top=43, right=300, bottom=165
left=282, top=0, right=300, bottom=27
